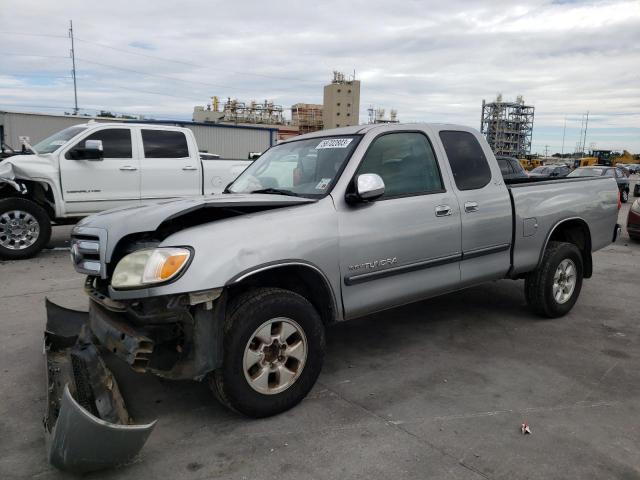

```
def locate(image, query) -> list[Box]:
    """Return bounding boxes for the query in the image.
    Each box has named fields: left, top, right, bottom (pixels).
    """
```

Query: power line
left=108, top=84, right=203, bottom=101
left=0, top=31, right=67, bottom=39
left=0, top=53, right=69, bottom=59
left=73, top=36, right=320, bottom=85
left=74, top=37, right=198, bottom=67
left=77, top=57, right=241, bottom=91
left=2, top=72, right=71, bottom=79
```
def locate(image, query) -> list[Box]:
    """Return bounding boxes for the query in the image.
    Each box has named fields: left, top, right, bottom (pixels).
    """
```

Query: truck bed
left=506, top=176, right=619, bottom=276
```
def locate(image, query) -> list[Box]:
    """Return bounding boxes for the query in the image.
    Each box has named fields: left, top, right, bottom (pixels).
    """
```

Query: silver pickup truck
left=44, top=123, right=620, bottom=472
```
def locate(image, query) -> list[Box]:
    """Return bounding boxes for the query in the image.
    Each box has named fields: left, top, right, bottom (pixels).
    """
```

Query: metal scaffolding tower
left=480, top=95, right=535, bottom=157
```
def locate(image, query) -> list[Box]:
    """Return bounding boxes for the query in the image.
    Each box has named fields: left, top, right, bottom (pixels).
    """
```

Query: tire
left=525, top=241, right=584, bottom=318
left=210, top=287, right=325, bottom=418
left=621, top=189, right=629, bottom=203
left=0, top=197, right=52, bottom=260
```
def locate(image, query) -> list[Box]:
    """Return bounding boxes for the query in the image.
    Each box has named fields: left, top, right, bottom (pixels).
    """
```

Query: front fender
left=107, top=197, right=342, bottom=306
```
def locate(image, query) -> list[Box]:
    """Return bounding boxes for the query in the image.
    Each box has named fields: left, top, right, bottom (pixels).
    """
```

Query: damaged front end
left=44, top=299, right=156, bottom=473
left=44, top=276, right=226, bottom=473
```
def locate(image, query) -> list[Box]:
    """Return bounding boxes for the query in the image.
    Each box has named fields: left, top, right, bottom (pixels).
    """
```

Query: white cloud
left=0, top=0, right=638, bottom=153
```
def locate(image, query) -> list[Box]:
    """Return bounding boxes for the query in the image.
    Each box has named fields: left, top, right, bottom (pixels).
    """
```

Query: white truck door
left=437, top=129, right=513, bottom=285
left=60, top=127, right=141, bottom=214
left=202, top=159, right=252, bottom=194
left=140, top=128, right=201, bottom=201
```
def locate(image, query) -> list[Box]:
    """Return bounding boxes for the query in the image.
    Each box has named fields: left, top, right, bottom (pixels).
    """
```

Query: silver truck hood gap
left=74, top=194, right=317, bottom=262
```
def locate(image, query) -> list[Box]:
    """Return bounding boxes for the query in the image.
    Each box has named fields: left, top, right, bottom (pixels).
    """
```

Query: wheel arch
left=0, top=180, right=56, bottom=219
left=225, top=261, right=341, bottom=325
left=540, top=217, right=593, bottom=278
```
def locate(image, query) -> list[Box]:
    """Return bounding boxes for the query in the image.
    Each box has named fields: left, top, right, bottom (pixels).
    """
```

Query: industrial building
left=367, top=106, right=399, bottom=124
left=193, top=97, right=299, bottom=140
left=291, top=103, right=323, bottom=134
left=323, top=71, right=360, bottom=129
left=0, top=110, right=276, bottom=160
left=480, top=95, right=535, bottom=157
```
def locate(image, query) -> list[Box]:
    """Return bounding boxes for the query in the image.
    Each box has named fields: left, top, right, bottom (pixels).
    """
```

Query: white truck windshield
left=32, top=125, right=88, bottom=154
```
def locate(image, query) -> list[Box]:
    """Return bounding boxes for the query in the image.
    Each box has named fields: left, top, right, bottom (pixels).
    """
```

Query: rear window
left=439, top=131, right=492, bottom=190
left=568, top=168, right=603, bottom=177
left=142, top=130, right=189, bottom=158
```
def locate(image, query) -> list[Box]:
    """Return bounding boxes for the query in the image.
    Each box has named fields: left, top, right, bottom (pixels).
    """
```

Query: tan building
left=322, top=71, right=360, bottom=129
left=291, top=103, right=323, bottom=134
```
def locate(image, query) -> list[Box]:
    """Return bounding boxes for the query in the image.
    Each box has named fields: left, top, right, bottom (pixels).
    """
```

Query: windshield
left=228, top=135, right=360, bottom=197
left=568, top=168, right=603, bottom=177
left=32, top=125, right=88, bottom=154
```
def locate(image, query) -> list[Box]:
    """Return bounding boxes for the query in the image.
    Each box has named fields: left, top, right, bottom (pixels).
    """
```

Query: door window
left=142, top=130, right=189, bottom=158
left=439, top=131, right=492, bottom=190
left=66, top=128, right=132, bottom=159
left=356, top=132, right=443, bottom=198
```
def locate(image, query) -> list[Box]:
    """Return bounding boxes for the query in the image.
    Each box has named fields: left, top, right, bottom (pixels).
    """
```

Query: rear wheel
left=0, top=197, right=51, bottom=260
left=210, top=288, right=325, bottom=417
left=525, top=241, right=583, bottom=318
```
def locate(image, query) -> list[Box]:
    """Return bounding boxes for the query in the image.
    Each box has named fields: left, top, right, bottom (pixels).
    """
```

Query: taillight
left=617, top=190, right=621, bottom=210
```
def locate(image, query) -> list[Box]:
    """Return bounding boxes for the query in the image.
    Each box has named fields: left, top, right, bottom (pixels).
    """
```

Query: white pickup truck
left=0, top=122, right=252, bottom=259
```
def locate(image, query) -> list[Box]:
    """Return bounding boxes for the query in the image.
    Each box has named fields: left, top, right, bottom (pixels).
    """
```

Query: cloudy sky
left=1, top=0, right=639, bottom=154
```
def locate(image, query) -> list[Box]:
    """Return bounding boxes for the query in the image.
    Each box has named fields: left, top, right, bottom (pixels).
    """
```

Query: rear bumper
left=44, top=299, right=156, bottom=473
left=628, top=222, right=640, bottom=238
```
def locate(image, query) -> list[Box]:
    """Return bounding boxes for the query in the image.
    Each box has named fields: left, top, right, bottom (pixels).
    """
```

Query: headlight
left=632, top=200, right=640, bottom=213
left=112, top=247, right=191, bottom=289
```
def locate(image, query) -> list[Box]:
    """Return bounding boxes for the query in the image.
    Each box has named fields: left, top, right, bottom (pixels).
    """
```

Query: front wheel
left=210, top=288, right=325, bottom=418
left=0, top=197, right=52, bottom=260
left=525, top=241, right=584, bottom=318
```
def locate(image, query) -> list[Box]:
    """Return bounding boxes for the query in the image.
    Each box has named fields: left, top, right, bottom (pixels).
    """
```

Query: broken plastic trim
left=44, top=299, right=156, bottom=473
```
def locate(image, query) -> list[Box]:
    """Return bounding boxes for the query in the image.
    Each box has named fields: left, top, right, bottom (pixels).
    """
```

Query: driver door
left=336, top=130, right=462, bottom=319
left=60, top=127, right=141, bottom=214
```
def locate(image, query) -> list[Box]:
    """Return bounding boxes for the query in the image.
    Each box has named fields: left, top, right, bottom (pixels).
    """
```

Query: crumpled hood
left=74, top=194, right=317, bottom=263
left=0, top=154, right=58, bottom=190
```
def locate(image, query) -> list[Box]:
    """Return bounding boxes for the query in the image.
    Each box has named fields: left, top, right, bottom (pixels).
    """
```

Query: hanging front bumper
left=43, top=299, right=156, bottom=474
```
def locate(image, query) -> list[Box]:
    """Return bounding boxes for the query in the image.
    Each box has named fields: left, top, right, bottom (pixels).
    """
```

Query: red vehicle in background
left=628, top=200, right=640, bottom=241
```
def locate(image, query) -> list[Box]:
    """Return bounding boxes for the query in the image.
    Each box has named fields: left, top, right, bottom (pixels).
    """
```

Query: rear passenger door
left=438, top=130, right=512, bottom=285
left=140, top=128, right=201, bottom=201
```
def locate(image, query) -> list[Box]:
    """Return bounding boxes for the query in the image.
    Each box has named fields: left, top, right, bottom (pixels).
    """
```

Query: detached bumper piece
left=44, top=299, right=156, bottom=473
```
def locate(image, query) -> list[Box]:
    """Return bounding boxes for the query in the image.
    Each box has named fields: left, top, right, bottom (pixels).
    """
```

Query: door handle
left=119, top=166, right=137, bottom=171
left=182, top=166, right=198, bottom=171
left=464, top=201, right=479, bottom=213
left=435, top=205, right=452, bottom=217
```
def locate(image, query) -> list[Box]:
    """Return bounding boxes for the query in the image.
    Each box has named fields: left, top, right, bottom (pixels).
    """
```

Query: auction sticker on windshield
left=316, top=138, right=353, bottom=149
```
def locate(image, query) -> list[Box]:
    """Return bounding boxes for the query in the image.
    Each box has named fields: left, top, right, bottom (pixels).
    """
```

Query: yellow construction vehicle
left=518, top=157, right=545, bottom=171
left=612, top=150, right=635, bottom=165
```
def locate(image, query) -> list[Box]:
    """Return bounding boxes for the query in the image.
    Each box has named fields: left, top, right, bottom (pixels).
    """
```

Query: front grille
left=70, top=235, right=102, bottom=276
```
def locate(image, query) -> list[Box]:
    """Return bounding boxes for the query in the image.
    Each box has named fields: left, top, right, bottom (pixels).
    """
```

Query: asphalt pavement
left=0, top=188, right=639, bottom=479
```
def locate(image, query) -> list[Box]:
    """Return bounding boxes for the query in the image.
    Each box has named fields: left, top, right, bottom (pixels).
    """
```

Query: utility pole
left=561, top=116, right=566, bottom=156
left=69, top=20, right=78, bottom=115
left=544, top=145, right=550, bottom=157
left=581, top=111, right=589, bottom=155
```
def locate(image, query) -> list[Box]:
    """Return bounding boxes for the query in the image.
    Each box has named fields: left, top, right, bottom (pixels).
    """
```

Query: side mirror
left=83, top=140, right=103, bottom=160
left=347, top=173, right=385, bottom=203
left=68, top=140, right=103, bottom=160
